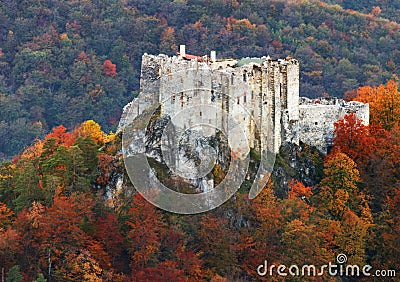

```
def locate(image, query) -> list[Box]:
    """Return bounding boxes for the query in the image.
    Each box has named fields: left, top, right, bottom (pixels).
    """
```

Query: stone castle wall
left=119, top=50, right=369, bottom=155
left=299, top=97, right=369, bottom=153
left=128, top=53, right=301, bottom=155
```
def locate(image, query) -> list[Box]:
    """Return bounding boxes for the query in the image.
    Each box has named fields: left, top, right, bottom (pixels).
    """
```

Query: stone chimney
left=210, top=50, right=216, bottom=62
left=179, top=45, right=186, bottom=57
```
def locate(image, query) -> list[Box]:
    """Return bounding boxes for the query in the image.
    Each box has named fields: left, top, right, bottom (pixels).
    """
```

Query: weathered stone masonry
left=299, top=97, right=369, bottom=153
left=119, top=46, right=369, bottom=155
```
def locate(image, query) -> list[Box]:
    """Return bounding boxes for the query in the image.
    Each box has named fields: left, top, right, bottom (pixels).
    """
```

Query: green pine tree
left=6, top=265, right=23, bottom=282
left=34, top=273, right=47, bottom=282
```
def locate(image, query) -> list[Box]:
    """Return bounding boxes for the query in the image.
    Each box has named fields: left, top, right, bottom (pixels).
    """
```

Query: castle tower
left=123, top=50, right=301, bottom=155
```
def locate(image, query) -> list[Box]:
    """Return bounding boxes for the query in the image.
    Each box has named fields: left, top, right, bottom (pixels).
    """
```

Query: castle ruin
left=120, top=45, right=369, bottom=155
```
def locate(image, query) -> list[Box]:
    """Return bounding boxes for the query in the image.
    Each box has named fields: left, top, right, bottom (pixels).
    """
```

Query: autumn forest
left=0, top=0, right=400, bottom=281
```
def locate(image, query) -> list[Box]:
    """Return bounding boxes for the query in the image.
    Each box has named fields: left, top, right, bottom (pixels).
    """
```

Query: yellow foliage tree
left=74, top=120, right=106, bottom=145
left=317, top=152, right=360, bottom=219
left=320, top=152, right=360, bottom=192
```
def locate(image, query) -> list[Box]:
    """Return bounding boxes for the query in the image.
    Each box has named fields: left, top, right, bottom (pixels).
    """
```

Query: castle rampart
left=299, top=97, right=369, bottom=153
left=119, top=46, right=369, bottom=155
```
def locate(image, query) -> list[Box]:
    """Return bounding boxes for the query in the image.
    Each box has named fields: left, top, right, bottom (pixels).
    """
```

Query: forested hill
left=1, top=0, right=400, bottom=158
left=323, top=0, right=400, bottom=22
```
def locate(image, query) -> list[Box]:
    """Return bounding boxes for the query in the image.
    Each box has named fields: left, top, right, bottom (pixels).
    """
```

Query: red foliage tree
left=288, top=180, right=312, bottom=200
left=45, top=125, right=74, bottom=146
left=94, top=212, right=124, bottom=271
left=0, top=228, right=21, bottom=277
left=135, top=260, right=185, bottom=282
left=102, top=60, right=117, bottom=76
left=379, top=188, right=400, bottom=270
left=127, top=194, right=166, bottom=275
left=333, top=113, right=376, bottom=165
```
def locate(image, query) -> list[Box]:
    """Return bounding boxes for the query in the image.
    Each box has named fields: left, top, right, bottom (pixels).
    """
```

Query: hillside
left=0, top=79, right=399, bottom=280
left=1, top=0, right=400, bottom=158
left=323, top=0, right=400, bottom=21
left=1, top=1, right=400, bottom=280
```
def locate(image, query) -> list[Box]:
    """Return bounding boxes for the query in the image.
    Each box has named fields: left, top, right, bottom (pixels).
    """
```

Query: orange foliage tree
left=288, top=179, right=313, bottom=200
left=197, top=215, right=235, bottom=279
left=0, top=202, right=13, bottom=230
left=13, top=196, right=109, bottom=280
left=236, top=184, right=283, bottom=279
left=280, top=181, right=332, bottom=267
left=0, top=202, right=20, bottom=275
left=350, top=80, right=400, bottom=129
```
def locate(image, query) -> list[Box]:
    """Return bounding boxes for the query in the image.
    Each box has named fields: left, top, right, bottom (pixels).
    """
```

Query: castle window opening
left=180, top=92, right=184, bottom=107
left=237, top=97, right=240, bottom=105
left=211, top=90, right=216, bottom=102
left=243, top=94, right=247, bottom=103
left=200, top=111, right=202, bottom=116
left=243, top=73, right=247, bottom=82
